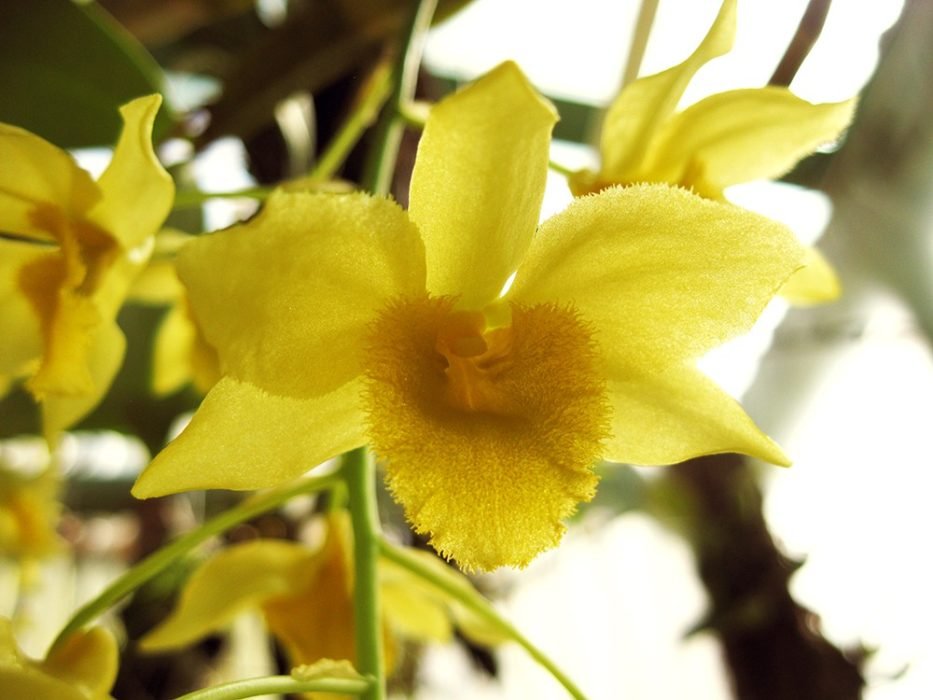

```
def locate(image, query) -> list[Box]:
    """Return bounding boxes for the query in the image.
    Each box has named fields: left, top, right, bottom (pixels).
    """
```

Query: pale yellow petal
left=41, top=321, right=126, bottom=439
left=600, top=0, right=736, bottom=180
left=0, top=620, right=116, bottom=700
left=379, top=547, right=507, bottom=645
left=261, top=516, right=359, bottom=668
left=128, top=258, right=185, bottom=305
left=40, top=627, right=119, bottom=700
left=779, top=245, right=841, bottom=305
left=0, top=238, right=45, bottom=379
left=177, top=190, right=426, bottom=399
left=604, top=362, right=788, bottom=466
left=132, top=376, right=366, bottom=497
left=380, top=553, right=453, bottom=642
left=0, top=125, right=99, bottom=242
left=650, top=88, right=857, bottom=198
left=380, top=584, right=452, bottom=643
left=408, top=61, right=557, bottom=309
left=509, top=185, right=803, bottom=370
left=86, top=95, right=175, bottom=249
left=140, top=540, right=311, bottom=651
left=152, top=303, right=194, bottom=396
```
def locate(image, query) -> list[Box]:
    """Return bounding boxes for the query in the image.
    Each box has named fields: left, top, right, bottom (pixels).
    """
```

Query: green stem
left=378, top=541, right=588, bottom=700
left=398, top=101, right=428, bottom=129
left=548, top=159, right=576, bottom=178
left=173, top=675, right=371, bottom=700
left=620, top=0, right=660, bottom=90
left=360, top=0, right=438, bottom=195
left=309, top=61, right=393, bottom=183
left=172, top=185, right=274, bottom=210
left=343, top=449, right=385, bottom=700
left=49, top=472, right=341, bottom=653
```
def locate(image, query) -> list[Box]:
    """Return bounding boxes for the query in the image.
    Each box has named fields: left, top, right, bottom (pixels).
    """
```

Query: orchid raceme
left=0, top=95, right=174, bottom=438
left=569, top=0, right=855, bottom=304
left=0, top=619, right=118, bottom=700
left=132, top=61, right=803, bottom=571
left=140, top=515, right=485, bottom=677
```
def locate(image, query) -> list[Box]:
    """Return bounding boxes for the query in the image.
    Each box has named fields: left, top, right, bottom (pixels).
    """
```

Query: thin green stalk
left=360, top=0, right=438, bottom=195
left=49, top=472, right=341, bottom=653
left=172, top=185, right=274, bottom=210
left=309, top=61, right=393, bottom=183
left=173, top=674, right=371, bottom=700
left=343, top=448, right=385, bottom=700
left=621, top=0, right=660, bottom=90
left=378, top=540, right=588, bottom=700
left=549, top=159, right=576, bottom=177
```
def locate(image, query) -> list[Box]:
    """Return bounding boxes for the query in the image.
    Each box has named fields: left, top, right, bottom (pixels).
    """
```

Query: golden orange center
left=362, top=294, right=611, bottom=570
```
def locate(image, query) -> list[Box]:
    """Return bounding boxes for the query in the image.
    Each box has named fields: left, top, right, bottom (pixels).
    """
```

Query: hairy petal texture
left=408, top=61, right=557, bottom=309
left=87, top=95, right=175, bottom=249
left=604, top=361, right=788, bottom=466
left=178, top=191, right=426, bottom=399
left=364, top=296, right=609, bottom=571
left=650, top=88, right=857, bottom=198
left=132, top=377, right=366, bottom=497
left=599, top=0, right=736, bottom=180
left=0, top=126, right=99, bottom=242
left=510, top=185, right=804, bottom=372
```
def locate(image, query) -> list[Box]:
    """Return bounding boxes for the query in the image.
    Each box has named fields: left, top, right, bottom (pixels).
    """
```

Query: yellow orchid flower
left=140, top=514, right=481, bottom=687
left=0, top=96, right=175, bottom=438
left=132, top=61, right=803, bottom=571
left=128, top=230, right=221, bottom=396
left=569, top=0, right=855, bottom=304
left=0, top=619, right=118, bottom=700
left=0, top=459, right=61, bottom=561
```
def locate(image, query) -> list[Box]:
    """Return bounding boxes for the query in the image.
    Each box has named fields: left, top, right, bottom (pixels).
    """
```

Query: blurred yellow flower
left=133, top=62, right=802, bottom=571
left=569, top=0, right=855, bottom=304
left=0, top=96, right=174, bottom=438
left=128, top=230, right=221, bottom=396
left=0, top=459, right=61, bottom=561
left=141, top=514, right=483, bottom=685
left=0, top=619, right=118, bottom=700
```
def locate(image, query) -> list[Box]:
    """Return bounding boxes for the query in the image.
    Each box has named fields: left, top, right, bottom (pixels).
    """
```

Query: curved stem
left=360, top=0, right=438, bottom=195
left=378, top=540, right=588, bottom=700
left=548, top=159, right=576, bottom=178
left=49, top=472, right=341, bottom=653
left=173, top=674, right=371, bottom=700
left=309, top=60, right=393, bottom=183
left=343, top=448, right=385, bottom=700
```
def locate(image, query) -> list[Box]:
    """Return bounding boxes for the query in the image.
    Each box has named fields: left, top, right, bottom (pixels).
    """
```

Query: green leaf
left=0, top=0, right=171, bottom=148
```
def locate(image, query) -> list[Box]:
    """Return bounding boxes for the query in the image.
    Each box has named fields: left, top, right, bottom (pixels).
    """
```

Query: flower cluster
left=0, top=1, right=864, bottom=694
left=0, top=96, right=174, bottom=439
left=133, top=61, right=803, bottom=571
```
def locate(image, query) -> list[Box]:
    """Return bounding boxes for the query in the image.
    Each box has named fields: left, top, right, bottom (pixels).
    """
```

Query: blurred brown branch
left=671, top=456, right=865, bottom=700
left=665, top=2, right=933, bottom=698
left=769, top=0, right=832, bottom=87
